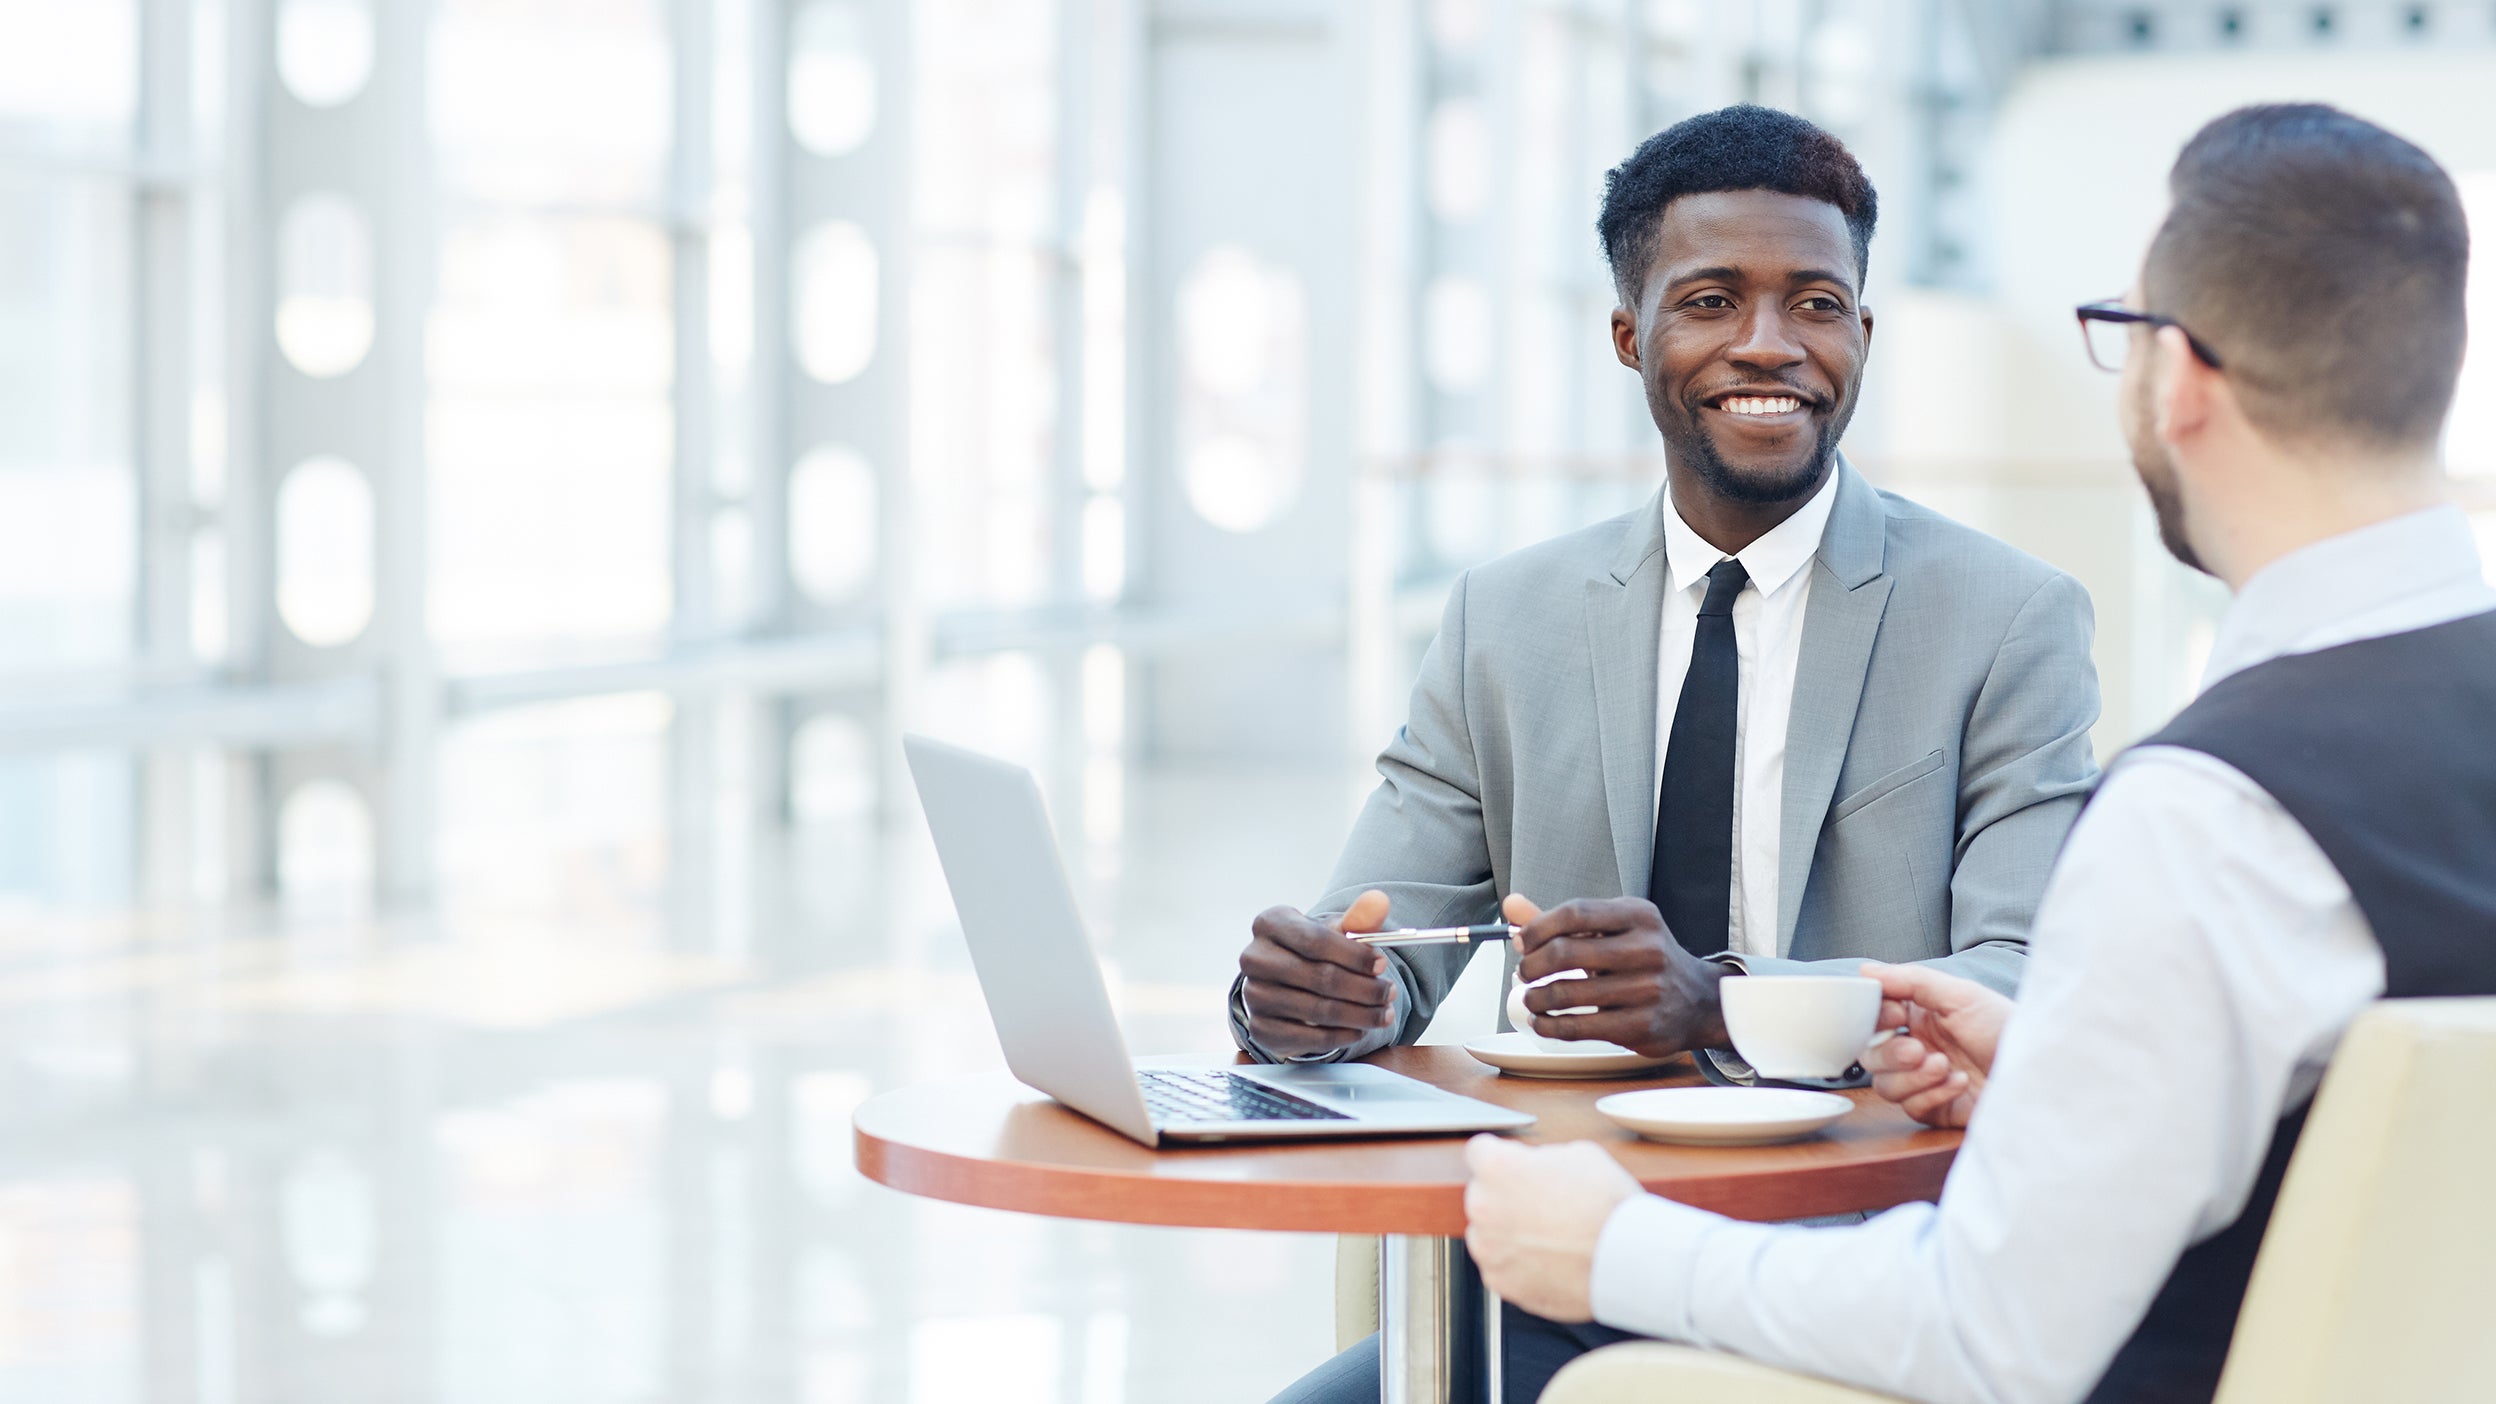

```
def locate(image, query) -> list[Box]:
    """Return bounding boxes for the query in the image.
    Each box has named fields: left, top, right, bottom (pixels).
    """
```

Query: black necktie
left=1650, top=558, right=1748, bottom=956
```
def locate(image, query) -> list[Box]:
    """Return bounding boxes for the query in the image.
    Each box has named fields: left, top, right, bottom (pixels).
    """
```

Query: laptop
left=903, top=734, right=1536, bottom=1146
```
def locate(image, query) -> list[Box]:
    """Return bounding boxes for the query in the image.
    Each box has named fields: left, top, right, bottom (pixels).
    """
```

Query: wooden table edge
left=852, top=1119, right=1958, bottom=1237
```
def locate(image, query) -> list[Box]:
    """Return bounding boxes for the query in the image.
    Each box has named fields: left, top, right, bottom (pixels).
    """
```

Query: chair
left=1537, top=997, right=2496, bottom=1403
left=1336, top=1234, right=1379, bottom=1352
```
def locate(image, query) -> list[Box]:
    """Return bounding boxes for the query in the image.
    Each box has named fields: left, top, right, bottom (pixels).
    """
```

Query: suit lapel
left=1587, top=491, right=1670, bottom=897
left=1776, top=463, right=1893, bottom=951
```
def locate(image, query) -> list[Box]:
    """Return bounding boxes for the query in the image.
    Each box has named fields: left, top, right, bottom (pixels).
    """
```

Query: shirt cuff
left=1588, top=1192, right=1724, bottom=1342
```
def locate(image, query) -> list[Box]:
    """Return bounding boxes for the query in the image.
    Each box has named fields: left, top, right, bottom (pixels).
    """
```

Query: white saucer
left=1461, top=1031, right=1678, bottom=1079
left=1595, top=1087, right=1854, bottom=1146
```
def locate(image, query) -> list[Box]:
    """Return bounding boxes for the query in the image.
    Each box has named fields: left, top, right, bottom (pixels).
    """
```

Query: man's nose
left=1727, top=304, right=1807, bottom=371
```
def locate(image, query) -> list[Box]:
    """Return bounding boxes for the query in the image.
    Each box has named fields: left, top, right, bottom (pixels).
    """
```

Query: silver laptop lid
left=902, top=734, right=1158, bottom=1143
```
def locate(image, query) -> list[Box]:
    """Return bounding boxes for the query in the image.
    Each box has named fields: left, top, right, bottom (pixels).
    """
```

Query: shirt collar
left=1661, top=464, right=1841, bottom=599
left=2202, top=504, right=2490, bottom=689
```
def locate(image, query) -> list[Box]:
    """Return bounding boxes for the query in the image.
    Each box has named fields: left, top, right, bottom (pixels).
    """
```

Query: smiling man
left=1242, top=106, right=2103, bottom=1402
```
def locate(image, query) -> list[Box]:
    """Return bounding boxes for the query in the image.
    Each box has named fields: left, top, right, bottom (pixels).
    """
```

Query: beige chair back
left=1336, top=1234, right=1380, bottom=1352
left=2216, top=997, right=2496, bottom=1403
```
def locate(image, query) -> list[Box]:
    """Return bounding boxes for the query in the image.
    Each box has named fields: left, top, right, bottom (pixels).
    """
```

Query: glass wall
left=0, top=0, right=149, bottom=906
left=8, top=0, right=2495, bottom=913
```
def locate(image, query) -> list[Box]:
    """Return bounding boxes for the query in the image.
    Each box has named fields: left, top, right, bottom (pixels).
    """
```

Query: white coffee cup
left=1719, top=975, right=1882, bottom=1080
left=1506, top=969, right=1595, bottom=1049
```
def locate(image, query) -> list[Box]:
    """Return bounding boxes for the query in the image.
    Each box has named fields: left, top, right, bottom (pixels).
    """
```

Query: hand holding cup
left=1855, top=960, right=2011, bottom=1129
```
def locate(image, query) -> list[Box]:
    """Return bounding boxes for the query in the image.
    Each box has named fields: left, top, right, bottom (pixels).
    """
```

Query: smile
left=1711, top=394, right=1807, bottom=417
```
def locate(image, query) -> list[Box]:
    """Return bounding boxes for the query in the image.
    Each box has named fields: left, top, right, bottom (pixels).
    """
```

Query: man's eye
left=1686, top=294, right=1734, bottom=309
left=1798, top=296, right=1842, bottom=312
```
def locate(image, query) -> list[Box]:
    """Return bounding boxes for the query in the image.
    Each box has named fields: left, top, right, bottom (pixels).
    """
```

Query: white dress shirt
left=1654, top=469, right=1838, bottom=958
left=1586, top=505, right=2496, bottom=1404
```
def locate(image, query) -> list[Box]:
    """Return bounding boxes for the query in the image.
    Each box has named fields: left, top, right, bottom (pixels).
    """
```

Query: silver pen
left=1351, top=922, right=1522, bottom=949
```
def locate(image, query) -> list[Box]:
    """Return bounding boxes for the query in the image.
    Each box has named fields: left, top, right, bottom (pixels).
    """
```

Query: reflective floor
left=0, top=762, right=1503, bottom=1404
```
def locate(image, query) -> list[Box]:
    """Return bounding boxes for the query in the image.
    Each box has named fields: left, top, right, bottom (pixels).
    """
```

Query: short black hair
left=2146, top=103, right=2467, bottom=451
left=1597, top=105, right=1878, bottom=303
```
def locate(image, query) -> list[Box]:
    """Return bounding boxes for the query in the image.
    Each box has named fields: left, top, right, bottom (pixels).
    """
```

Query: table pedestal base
left=1378, top=1235, right=1498, bottom=1403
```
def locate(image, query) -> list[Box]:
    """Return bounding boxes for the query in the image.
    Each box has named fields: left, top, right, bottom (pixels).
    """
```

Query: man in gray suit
left=1246, top=104, right=2100, bottom=1404
left=1235, top=104, right=2098, bottom=1070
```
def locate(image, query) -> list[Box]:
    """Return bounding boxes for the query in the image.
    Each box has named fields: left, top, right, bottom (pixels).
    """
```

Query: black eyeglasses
left=2074, top=299, right=2225, bottom=373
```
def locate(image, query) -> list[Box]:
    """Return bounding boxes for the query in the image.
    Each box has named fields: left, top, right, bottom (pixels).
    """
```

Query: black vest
left=2084, top=609, right=2496, bottom=1404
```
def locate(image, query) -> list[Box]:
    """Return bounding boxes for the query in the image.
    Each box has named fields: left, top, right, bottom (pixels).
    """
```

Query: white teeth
left=1719, top=396, right=1801, bottom=416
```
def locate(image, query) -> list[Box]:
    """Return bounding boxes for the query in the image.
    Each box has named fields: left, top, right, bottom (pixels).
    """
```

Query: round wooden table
left=854, top=1045, right=1961, bottom=1403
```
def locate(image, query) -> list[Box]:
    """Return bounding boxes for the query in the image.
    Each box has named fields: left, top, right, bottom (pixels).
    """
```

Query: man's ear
left=1609, top=305, right=1640, bottom=370
left=2152, top=324, right=2212, bottom=446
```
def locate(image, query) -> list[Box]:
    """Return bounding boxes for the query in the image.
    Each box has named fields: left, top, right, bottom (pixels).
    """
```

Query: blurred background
left=6, top=1, right=2496, bottom=1400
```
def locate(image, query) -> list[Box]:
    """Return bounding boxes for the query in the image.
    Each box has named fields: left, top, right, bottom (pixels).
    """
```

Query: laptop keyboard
left=1138, top=1070, right=1353, bottom=1125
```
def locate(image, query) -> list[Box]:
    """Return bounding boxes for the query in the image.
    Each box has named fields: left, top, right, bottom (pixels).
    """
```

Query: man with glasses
left=1465, top=102, right=2496, bottom=1404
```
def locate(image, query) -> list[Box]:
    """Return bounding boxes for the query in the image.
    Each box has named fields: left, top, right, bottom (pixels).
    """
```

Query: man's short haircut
left=1597, top=104, right=1878, bottom=303
left=2146, top=103, right=2468, bottom=452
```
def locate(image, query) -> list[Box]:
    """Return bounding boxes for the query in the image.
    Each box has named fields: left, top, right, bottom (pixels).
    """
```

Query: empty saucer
left=1462, top=1031, right=1678, bottom=1079
left=1595, top=1086, right=1852, bottom=1145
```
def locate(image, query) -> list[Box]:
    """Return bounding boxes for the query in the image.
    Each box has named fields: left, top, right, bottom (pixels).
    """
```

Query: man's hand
left=1858, top=961, right=2012, bottom=1129
left=1504, top=894, right=1731, bottom=1057
left=1238, top=890, right=1399, bottom=1058
left=1463, top=1135, right=1641, bottom=1323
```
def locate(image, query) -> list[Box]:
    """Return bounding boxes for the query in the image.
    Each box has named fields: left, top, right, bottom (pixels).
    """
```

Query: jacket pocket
left=1829, top=748, right=1947, bottom=824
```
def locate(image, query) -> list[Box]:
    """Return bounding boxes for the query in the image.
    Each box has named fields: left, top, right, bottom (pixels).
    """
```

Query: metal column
left=1378, top=1233, right=1492, bottom=1404
left=762, top=0, right=915, bottom=824
left=133, top=0, right=201, bottom=903
left=244, top=0, right=434, bottom=903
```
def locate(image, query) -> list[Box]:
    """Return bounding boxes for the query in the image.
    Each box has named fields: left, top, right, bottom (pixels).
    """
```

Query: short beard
left=2138, top=460, right=2206, bottom=575
left=1690, top=425, right=1837, bottom=505
left=1665, top=413, right=1841, bottom=507
left=2124, top=360, right=2209, bottom=575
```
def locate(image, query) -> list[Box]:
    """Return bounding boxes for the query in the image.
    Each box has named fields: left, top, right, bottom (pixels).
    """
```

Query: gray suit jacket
left=1233, top=462, right=2101, bottom=1059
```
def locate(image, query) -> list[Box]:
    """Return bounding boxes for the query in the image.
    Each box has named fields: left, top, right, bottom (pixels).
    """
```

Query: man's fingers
left=1246, top=1019, right=1371, bottom=1054
left=1869, top=960, right=1987, bottom=1015
left=1898, top=1066, right=1968, bottom=1118
left=1516, top=897, right=1657, bottom=954
left=1521, top=972, right=1651, bottom=1017
left=1239, top=939, right=1392, bottom=1002
left=1256, top=906, right=1389, bottom=976
left=1243, top=979, right=1397, bottom=1031
left=1901, top=1072, right=1970, bottom=1125
left=1242, top=979, right=1393, bottom=1030
left=1521, top=896, right=1656, bottom=940
left=1251, top=1021, right=1365, bottom=1057
left=1871, top=1052, right=1951, bottom=1106
left=1239, top=944, right=1395, bottom=1005
left=1501, top=893, right=1543, bottom=927
left=1861, top=1034, right=1930, bottom=1076
left=1874, top=1073, right=1945, bottom=1109
left=1330, top=889, right=1393, bottom=936
left=1869, top=963, right=1934, bottom=1005
left=1519, top=932, right=1667, bottom=982
left=1465, top=1132, right=1521, bottom=1175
